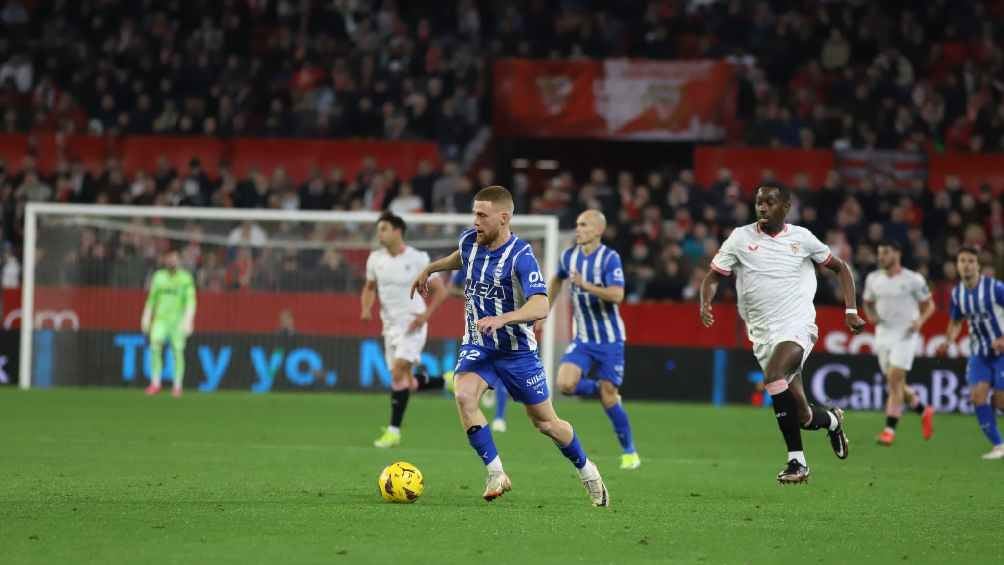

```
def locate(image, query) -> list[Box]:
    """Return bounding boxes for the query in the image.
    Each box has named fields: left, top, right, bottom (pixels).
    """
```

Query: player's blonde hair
left=474, top=185, right=515, bottom=214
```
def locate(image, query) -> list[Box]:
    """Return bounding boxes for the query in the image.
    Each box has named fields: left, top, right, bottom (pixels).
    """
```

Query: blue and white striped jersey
left=558, top=244, right=626, bottom=343
left=950, top=276, right=1004, bottom=357
left=458, top=228, right=547, bottom=351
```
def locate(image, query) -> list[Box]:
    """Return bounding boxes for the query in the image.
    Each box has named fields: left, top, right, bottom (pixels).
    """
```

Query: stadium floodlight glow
left=20, top=203, right=564, bottom=391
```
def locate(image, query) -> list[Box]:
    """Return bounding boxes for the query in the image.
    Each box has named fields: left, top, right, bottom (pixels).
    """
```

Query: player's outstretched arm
left=408, top=276, right=448, bottom=333
left=912, top=298, right=935, bottom=333
left=545, top=275, right=564, bottom=311
left=822, top=256, right=865, bottom=334
left=360, top=280, right=377, bottom=320
left=477, top=294, right=549, bottom=336
left=569, top=272, right=624, bottom=304
left=182, top=272, right=196, bottom=336
left=411, top=251, right=461, bottom=298
left=141, top=273, right=159, bottom=335
left=863, top=300, right=879, bottom=325
left=699, top=269, right=722, bottom=327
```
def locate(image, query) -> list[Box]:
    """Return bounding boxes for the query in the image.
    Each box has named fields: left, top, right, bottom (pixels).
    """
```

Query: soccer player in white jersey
left=862, top=240, right=936, bottom=446
left=362, top=212, right=448, bottom=448
left=539, top=209, right=640, bottom=470
left=411, top=186, right=609, bottom=506
left=700, top=185, right=864, bottom=484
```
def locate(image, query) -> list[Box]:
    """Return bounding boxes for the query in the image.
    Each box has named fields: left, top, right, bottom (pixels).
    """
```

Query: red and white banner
left=836, top=150, right=927, bottom=189
left=493, top=58, right=736, bottom=141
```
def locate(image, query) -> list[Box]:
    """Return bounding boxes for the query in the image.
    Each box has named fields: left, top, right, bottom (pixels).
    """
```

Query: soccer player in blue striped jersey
left=411, top=186, right=609, bottom=506
left=942, top=247, right=1004, bottom=460
left=447, top=268, right=509, bottom=432
left=539, top=210, right=639, bottom=470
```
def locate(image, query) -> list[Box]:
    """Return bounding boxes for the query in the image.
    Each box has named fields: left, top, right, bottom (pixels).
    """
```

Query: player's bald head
left=574, top=209, right=607, bottom=247
left=579, top=209, right=607, bottom=230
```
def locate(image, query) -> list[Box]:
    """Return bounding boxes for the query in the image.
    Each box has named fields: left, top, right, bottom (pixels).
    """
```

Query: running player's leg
left=169, top=328, right=186, bottom=396
left=455, top=370, right=512, bottom=499
left=763, top=341, right=812, bottom=483
left=146, top=321, right=168, bottom=394
left=594, top=343, right=638, bottom=468
left=374, top=334, right=412, bottom=447
left=524, top=398, right=608, bottom=506
left=790, top=372, right=847, bottom=459
left=557, top=343, right=598, bottom=396
left=972, top=356, right=1004, bottom=459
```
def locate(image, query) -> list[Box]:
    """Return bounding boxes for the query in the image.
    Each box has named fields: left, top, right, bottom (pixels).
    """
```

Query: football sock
left=770, top=388, right=804, bottom=454
left=604, top=403, right=636, bottom=453
left=910, top=397, right=926, bottom=415
left=390, top=390, right=410, bottom=428
left=802, top=405, right=836, bottom=431
left=975, top=404, right=1002, bottom=446
left=573, top=378, right=599, bottom=396
left=466, top=425, right=500, bottom=466
left=150, top=341, right=163, bottom=387
left=788, top=450, right=807, bottom=467
left=557, top=432, right=588, bottom=469
left=885, top=416, right=899, bottom=431
left=171, top=341, right=185, bottom=389
left=414, top=366, right=444, bottom=390
left=494, top=388, right=508, bottom=421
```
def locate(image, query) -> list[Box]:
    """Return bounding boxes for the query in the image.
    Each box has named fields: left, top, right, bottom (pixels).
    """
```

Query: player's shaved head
left=474, top=185, right=515, bottom=214
left=580, top=209, right=607, bottom=230
left=575, top=209, right=606, bottom=248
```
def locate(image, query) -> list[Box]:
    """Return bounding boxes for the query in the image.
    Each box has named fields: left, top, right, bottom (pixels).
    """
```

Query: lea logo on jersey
left=465, top=279, right=508, bottom=300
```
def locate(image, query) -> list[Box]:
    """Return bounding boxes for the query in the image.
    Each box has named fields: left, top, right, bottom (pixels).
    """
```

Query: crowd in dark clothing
left=2, top=1, right=1003, bottom=153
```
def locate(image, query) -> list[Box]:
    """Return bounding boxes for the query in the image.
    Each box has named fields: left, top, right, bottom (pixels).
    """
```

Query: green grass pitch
left=1, top=389, right=1001, bottom=564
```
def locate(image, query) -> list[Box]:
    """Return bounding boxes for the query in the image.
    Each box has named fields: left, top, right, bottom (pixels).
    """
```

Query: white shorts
left=876, top=334, right=920, bottom=373
left=752, top=325, right=817, bottom=383
left=383, top=322, right=427, bottom=368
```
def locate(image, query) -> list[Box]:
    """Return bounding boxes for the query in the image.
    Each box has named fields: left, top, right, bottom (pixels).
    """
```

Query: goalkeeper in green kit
left=142, top=249, right=197, bottom=397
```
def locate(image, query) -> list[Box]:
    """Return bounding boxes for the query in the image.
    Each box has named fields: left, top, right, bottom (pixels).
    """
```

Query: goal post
left=19, top=203, right=566, bottom=392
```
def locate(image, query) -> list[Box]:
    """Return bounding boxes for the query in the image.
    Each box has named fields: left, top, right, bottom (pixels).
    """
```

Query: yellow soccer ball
left=378, top=461, right=425, bottom=503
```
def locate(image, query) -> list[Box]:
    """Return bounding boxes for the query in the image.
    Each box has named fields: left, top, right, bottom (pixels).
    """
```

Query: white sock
left=788, top=451, right=807, bottom=467
left=486, top=456, right=504, bottom=473
left=387, top=426, right=400, bottom=435
left=576, top=459, right=598, bottom=480
left=883, top=426, right=895, bottom=435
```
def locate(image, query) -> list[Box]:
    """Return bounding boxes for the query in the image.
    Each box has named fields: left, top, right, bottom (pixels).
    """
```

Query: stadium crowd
left=0, top=0, right=1002, bottom=306
left=4, top=152, right=1002, bottom=310
left=1, top=1, right=1003, bottom=153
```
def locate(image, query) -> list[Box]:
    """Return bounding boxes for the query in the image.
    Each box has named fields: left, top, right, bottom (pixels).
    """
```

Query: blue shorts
left=966, top=354, right=1004, bottom=388
left=455, top=345, right=549, bottom=405
left=560, top=341, right=625, bottom=387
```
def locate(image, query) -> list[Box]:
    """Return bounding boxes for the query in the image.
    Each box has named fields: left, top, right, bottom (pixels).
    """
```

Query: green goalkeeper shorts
left=150, top=320, right=187, bottom=348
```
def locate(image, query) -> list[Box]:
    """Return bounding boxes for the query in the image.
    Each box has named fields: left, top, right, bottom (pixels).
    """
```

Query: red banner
left=1, top=288, right=966, bottom=357
left=494, top=58, right=736, bottom=141
left=696, top=147, right=1004, bottom=195
left=929, top=151, right=1004, bottom=193
left=694, top=147, right=834, bottom=192
left=0, top=134, right=440, bottom=184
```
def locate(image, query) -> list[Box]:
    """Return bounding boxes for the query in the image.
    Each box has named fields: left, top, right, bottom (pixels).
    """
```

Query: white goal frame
left=19, top=203, right=561, bottom=390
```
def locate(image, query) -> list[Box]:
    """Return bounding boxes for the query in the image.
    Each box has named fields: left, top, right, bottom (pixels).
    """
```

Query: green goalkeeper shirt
left=146, top=268, right=196, bottom=325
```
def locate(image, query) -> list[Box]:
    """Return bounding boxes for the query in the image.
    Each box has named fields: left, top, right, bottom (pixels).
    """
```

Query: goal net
left=19, top=204, right=567, bottom=393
